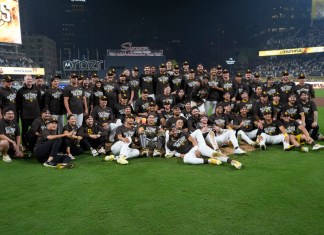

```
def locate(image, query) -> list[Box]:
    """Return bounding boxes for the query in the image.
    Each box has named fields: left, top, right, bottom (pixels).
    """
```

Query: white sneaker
left=117, top=155, right=129, bottom=165
left=234, top=147, right=246, bottom=155
left=98, top=147, right=106, bottom=155
left=91, top=148, right=98, bottom=157
left=312, top=144, right=324, bottom=150
left=68, top=154, right=75, bottom=160
left=2, top=154, right=12, bottom=163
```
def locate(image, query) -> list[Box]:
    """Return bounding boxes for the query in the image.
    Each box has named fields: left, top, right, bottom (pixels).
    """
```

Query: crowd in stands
left=0, top=47, right=38, bottom=68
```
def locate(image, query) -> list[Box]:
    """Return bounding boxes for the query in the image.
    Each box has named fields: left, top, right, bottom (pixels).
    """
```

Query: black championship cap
left=298, top=73, right=306, bottom=79
left=2, top=75, right=14, bottom=82
left=46, top=117, right=58, bottom=124
left=261, top=91, right=269, bottom=97
left=125, top=114, right=135, bottom=119
left=282, top=71, right=289, bottom=76
left=236, top=72, right=242, bottom=77
left=254, top=72, right=260, bottom=78
left=70, top=73, right=78, bottom=79
left=100, top=96, right=107, bottom=101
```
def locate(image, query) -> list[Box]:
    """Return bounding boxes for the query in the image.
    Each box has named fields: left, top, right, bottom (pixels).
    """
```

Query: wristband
left=193, top=146, right=199, bottom=151
left=283, top=133, right=288, bottom=137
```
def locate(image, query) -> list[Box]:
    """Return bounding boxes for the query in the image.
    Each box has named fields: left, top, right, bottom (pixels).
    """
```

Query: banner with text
left=259, top=46, right=324, bottom=57
left=0, top=66, right=45, bottom=75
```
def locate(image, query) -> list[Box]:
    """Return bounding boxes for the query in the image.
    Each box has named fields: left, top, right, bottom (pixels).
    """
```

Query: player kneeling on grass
left=256, top=111, right=294, bottom=151
left=109, top=114, right=140, bottom=165
left=167, top=126, right=242, bottom=169
left=0, top=108, right=24, bottom=162
left=281, top=112, right=324, bottom=151
left=138, top=114, right=165, bottom=157
left=34, top=117, right=75, bottom=169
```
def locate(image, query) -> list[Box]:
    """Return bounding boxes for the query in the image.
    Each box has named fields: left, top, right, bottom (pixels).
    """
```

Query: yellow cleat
left=209, top=158, right=222, bottom=165
left=104, top=155, right=115, bottom=161
left=231, top=160, right=242, bottom=169
left=117, top=155, right=129, bottom=165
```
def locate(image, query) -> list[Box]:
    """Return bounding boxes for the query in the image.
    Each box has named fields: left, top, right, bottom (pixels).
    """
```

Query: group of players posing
left=0, top=61, right=323, bottom=169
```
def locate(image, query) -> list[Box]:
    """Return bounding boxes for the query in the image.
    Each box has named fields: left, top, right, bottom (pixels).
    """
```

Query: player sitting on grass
left=0, top=107, right=24, bottom=162
left=109, top=114, right=140, bottom=165
left=280, top=112, right=324, bottom=151
left=208, top=104, right=246, bottom=154
left=138, top=113, right=165, bottom=157
left=34, top=117, right=75, bottom=169
left=256, top=111, right=294, bottom=151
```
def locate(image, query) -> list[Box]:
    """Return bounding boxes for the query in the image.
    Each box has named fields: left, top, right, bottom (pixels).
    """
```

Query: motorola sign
left=63, top=60, right=103, bottom=71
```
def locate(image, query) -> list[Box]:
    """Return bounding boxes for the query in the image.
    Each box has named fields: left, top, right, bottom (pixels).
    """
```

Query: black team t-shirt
left=167, top=132, right=193, bottom=154
left=63, top=85, right=85, bottom=114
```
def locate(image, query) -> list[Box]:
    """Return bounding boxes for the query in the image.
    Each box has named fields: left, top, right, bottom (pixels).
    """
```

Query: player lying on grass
left=280, top=112, right=324, bottom=151
left=167, top=121, right=243, bottom=169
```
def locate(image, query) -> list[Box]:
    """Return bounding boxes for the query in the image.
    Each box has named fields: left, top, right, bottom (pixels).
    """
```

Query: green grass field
left=1, top=108, right=324, bottom=235
left=315, top=89, right=324, bottom=98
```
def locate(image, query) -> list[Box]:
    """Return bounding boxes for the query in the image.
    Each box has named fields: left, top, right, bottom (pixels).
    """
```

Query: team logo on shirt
left=6, top=93, right=16, bottom=102
left=124, top=130, right=135, bottom=137
left=129, top=80, right=139, bottom=87
left=214, top=119, right=226, bottom=128
left=84, top=91, right=91, bottom=99
left=158, top=76, right=169, bottom=83
left=285, top=125, right=297, bottom=134
left=223, top=83, right=233, bottom=90
left=173, top=136, right=187, bottom=147
left=260, top=106, right=272, bottom=114
left=104, top=84, right=115, bottom=92
left=302, top=106, right=310, bottom=115
left=280, top=85, right=293, bottom=93
left=143, top=76, right=153, bottom=83
left=52, top=91, right=62, bottom=99
left=23, top=92, right=38, bottom=102
left=264, top=126, right=276, bottom=135
left=94, top=91, right=103, bottom=97
left=98, top=111, right=110, bottom=120
left=145, top=126, right=157, bottom=135
left=71, top=89, right=83, bottom=98
left=285, top=108, right=298, bottom=116
left=172, top=78, right=182, bottom=85
left=242, top=119, right=252, bottom=128
left=120, top=85, right=130, bottom=92
left=5, top=126, right=15, bottom=136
